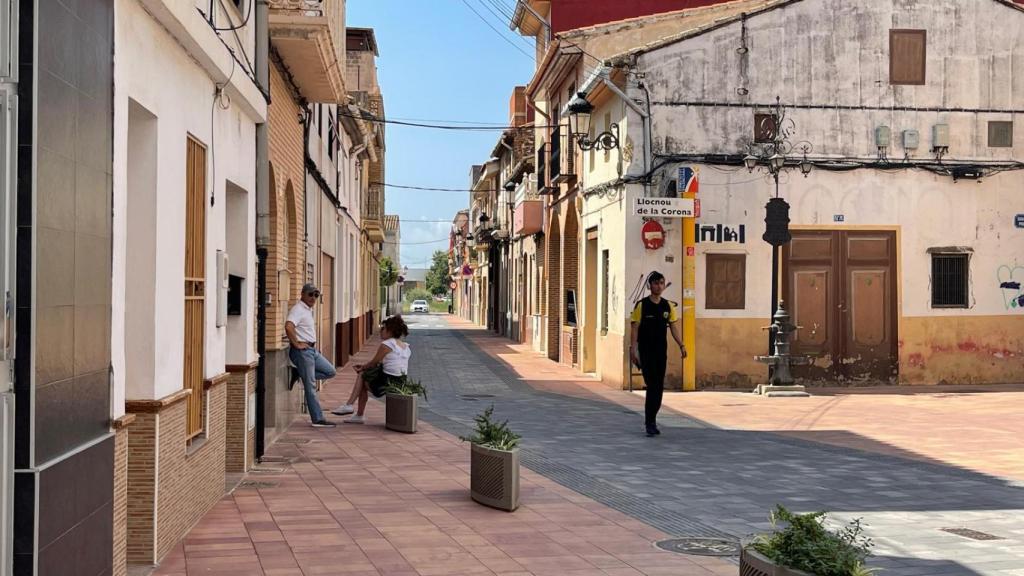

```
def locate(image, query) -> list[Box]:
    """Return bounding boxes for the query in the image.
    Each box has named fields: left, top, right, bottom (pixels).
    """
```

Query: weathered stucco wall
left=619, top=0, right=1024, bottom=385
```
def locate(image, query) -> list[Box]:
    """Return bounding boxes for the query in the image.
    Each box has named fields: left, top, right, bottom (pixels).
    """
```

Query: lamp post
left=743, top=97, right=813, bottom=362
left=567, top=92, right=620, bottom=151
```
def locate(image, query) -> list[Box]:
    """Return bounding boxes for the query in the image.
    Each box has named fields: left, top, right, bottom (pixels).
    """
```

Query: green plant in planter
left=382, top=375, right=427, bottom=401
left=460, top=405, right=520, bottom=451
left=750, top=505, right=875, bottom=576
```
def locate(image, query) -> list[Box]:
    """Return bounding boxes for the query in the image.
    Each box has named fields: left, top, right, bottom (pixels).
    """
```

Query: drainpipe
left=254, top=0, right=270, bottom=460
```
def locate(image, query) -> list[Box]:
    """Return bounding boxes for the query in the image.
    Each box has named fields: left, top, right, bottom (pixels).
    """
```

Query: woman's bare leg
left=356, top=383, right=369, bottom=415
left=345, top=377, right=363, bottom=406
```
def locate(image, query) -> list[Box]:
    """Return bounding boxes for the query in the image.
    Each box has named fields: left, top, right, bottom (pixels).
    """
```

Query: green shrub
left=460, top=405, right=520, bottom=451
left=383, top=375, right=427, bottom=400
left=404, top=288, right=432, bottom=303
left=750, top=506, right=875, bottom=576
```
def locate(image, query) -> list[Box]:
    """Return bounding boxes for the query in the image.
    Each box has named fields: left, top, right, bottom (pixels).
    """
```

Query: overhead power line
left=375, top=182, right=503, bottom=193
left=460, top=0, right=535, bottom=60
left=337, top=110, right=547, bottom=131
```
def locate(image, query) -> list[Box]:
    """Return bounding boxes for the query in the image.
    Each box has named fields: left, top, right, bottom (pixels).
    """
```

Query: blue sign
left=677, top=167, right=697, bottom=194
left=1016, top=214, right=1024, bottom=229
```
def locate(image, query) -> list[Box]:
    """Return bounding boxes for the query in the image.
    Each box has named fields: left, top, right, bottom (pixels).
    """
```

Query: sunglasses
left=305, top=291, right=321, bottom=298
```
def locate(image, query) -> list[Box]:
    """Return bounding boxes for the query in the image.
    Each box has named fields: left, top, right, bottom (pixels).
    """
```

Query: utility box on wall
left=216, top=251, right=228, bottom=327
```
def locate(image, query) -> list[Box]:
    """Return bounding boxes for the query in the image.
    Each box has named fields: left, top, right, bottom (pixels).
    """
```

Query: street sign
left=1016, top=214, right=1024, bottom=228
left=633, top=197, right=695, bottom=218
left=677, top=167, right=699, bottom=195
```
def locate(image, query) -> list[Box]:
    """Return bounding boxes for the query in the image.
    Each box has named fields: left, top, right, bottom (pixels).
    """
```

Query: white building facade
left=578, top=0, right=1024, bottom=389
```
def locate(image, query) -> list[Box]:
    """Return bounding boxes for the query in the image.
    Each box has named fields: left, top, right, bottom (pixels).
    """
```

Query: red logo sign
left=641, top=220, right=665, bottom=250
left=686, top=246, right=695, bottom=257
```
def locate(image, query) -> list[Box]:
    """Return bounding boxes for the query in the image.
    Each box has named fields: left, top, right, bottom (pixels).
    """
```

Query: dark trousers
left=639, top=348, right=667, bottom=425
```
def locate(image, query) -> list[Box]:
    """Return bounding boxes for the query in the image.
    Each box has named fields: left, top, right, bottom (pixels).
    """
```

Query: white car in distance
left=410, top=300, right=429, bottom=313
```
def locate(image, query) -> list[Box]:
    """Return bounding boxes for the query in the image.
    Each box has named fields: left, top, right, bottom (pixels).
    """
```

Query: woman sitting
left=332, top=315, right=411, bottom=423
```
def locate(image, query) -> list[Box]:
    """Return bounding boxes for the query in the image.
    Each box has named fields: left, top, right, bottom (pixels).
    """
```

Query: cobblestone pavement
left=409, top=316, right=1024, bottom=576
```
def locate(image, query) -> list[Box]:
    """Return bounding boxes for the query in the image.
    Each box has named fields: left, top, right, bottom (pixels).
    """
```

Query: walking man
left=287, top=283, right=337, bottom=427
left=630, top=271, right=686, bottom=436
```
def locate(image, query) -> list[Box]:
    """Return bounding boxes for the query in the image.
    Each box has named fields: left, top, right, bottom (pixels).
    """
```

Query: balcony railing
left=549, top=126, right=561, bottom=184
left=364, top=185, right=383, bottom=221
left=536, top=143, right=546, bottom=192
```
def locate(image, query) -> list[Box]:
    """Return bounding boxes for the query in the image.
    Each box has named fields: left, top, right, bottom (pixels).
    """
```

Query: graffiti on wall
left=694, top=223, right=746, bottom=244
left=997, top=264, right=1024, bottom=310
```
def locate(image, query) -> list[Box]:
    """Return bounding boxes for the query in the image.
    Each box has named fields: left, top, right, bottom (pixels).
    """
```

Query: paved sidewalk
left=153, top=335, right=734, bottom=576
left=653, top=385, right=1024, bottom=481
left=410, top=317, right=1024, bottom=576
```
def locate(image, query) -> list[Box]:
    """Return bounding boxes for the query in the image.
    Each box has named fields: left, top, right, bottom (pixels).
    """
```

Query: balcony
left=363, top=184, right=384, bottom=243
left=269, top=0, right=345, bottom=103
left=552, top=127, right=576, bottom=185
left=514, top=177, right=542, bottom=236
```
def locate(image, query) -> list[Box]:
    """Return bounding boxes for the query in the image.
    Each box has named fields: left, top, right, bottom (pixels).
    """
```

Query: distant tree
left=425, top=250, right=451, bottom=296
left=404, top=288, right=432, bottom=303
left=379, top=256, right=398, bottom=287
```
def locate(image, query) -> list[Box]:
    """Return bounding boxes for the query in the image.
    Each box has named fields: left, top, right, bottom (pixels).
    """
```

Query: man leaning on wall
left=286, top=283, right=337, bottom=427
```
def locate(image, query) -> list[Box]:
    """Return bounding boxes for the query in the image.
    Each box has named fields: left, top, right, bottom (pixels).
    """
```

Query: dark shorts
left=364, top=369, right=403, bottom=398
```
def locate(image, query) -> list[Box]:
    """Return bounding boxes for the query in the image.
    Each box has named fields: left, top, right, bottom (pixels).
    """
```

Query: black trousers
left=639, top=348, right=667, bottom=425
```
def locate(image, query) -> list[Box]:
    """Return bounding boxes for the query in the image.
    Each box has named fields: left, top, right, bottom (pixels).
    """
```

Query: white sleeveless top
left=381, top=338, right=411, bottom=376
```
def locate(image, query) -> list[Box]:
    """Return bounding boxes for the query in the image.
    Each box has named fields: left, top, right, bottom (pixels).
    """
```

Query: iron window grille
left=931, top=253, right=969, bottom=308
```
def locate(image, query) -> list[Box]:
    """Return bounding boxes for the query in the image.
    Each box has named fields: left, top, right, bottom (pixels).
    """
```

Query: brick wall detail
left=112, top=415, right=134, bottom=576
left=125, top=382, right=228, bottom=566
left=225, top=365, right=257, bottom=473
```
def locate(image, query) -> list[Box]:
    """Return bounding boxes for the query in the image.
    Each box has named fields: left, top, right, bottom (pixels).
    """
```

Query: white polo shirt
left=286, top=300, right=317, bottom=344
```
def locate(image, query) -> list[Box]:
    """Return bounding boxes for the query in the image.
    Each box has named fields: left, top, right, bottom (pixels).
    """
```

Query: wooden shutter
left=890, top=30, right=926, bottom=85
left=705, top=254, right=746, bottom=310
left=754, top=113, right=777, bottom=143
left=184, top=136, right=207, bottom=439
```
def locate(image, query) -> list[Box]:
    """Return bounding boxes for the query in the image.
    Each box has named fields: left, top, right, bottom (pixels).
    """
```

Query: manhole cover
left=940, top=528, right=1004, bottom=541
left=655, top=537, right=740, bottom=557
left=238, top=480, right=279, bottom=489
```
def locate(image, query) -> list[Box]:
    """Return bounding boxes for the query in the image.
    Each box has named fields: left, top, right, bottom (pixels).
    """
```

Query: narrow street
left=157, top=315, right=1024, bottom=576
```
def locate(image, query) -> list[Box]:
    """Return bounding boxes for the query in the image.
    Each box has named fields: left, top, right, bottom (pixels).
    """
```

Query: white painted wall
left=113, top=0, right=260, bottom=406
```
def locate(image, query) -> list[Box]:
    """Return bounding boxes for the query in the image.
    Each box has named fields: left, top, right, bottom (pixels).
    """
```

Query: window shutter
left=706, top=254, right=745, bottom=310
left=890, top=30, right=927, bottom=85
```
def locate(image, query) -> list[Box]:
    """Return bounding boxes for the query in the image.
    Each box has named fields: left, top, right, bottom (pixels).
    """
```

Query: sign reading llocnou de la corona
left=633, top=197, right=695, bottom=218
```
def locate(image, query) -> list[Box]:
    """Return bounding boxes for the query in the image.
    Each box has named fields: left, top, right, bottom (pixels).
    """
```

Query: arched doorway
left=546, top=212, right=561, bottom=361
left=562, top=205, right=579, bottom=366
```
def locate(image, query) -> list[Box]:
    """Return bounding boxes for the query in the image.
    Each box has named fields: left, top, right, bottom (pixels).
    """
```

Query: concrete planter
left=470, top=444, right=519, bottom=511
left=385, top=394, right=418, bottom=433
left=740, top=548, right=817, bottom=576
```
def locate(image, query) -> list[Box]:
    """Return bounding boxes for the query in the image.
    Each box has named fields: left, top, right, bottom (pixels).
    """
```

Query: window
left=931, top=253, right=969, bottom=308
left=706, top=254, right=746, bottom=310
left=988, top=121, right=1013, bottom=148
left=754, top=113, right=777, bottom=143
left=601, top=250, right=610, bottom=333
left=890, top=29, right=926, bottom=85
left=184, top=137, right=207, bottom=440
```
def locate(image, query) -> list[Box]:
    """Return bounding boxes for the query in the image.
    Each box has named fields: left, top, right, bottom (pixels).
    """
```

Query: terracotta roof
left=383, top=214, right=399, bottom=232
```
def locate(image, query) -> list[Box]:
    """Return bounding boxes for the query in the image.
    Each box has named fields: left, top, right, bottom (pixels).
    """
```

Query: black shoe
left=645, top=424, right=659, bottom=437
left=311, top=420, right=336, bottom=428
left=289, top=368, right=299, bottom=391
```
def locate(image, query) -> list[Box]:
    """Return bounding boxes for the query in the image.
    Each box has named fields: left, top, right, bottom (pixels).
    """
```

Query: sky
left=346, top=0, right=536, bottom=271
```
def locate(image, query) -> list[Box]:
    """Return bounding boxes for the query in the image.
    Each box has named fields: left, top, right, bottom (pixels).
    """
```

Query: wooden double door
left=783, top=230, right=898, bottom=383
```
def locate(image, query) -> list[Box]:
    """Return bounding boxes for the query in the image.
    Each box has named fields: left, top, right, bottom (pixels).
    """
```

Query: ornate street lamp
left=742, top=97, right=815, bottom=367
left=566, top=92, right=619, bottom=151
